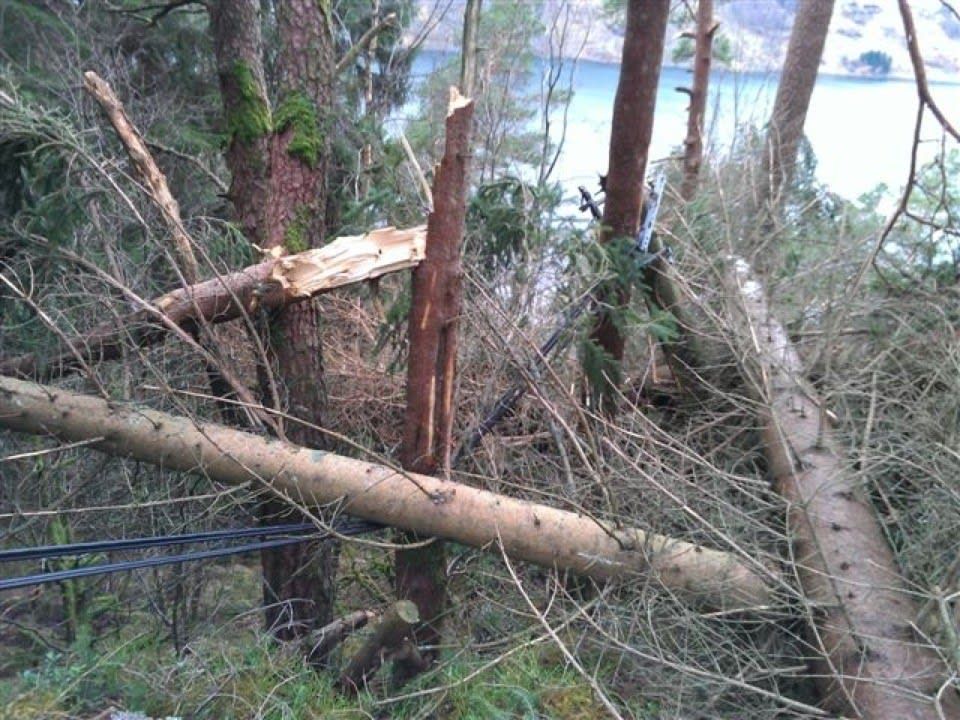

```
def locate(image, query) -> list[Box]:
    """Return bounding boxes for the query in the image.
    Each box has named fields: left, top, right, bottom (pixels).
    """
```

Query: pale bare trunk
left=726, top=257, right=960, bottom=718
left=0, top=375, right=773, bottom=610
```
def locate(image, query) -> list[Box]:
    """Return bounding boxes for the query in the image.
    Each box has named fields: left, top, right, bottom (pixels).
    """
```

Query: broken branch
left=0, top=226, right=425, bottom=382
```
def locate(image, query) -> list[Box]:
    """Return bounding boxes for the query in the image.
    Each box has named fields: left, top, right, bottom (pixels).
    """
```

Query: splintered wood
left=0, top=226, right=426, bottom=382
left=270, top=226, right=426, bottom=297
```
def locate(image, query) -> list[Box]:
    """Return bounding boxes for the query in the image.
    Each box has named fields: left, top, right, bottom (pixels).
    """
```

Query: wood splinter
left=0, top=226, right=426, bottom=382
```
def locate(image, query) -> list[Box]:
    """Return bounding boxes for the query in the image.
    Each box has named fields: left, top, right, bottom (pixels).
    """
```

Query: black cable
left=0, top=520, right=383, bottom=592
left=0, top=522, right=317, bottom=563
left=454, top=172, right=668, bottom=465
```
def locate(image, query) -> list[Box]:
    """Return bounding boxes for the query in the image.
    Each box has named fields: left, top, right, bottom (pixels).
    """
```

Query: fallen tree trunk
left=0, top=375, right=771, bottom=610
left=0, top=226, right=425, bottom=381
left=727, top=258, right=960, bottom=719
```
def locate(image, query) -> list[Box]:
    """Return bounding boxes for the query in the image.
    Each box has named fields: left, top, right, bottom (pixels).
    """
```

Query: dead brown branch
left=83, top=71, right=201, bottom=283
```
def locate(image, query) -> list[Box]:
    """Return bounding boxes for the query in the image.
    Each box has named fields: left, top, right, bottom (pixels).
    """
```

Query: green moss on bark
left=227, top=61, right=271, bottom=145
left=283, top=220, right=309, bottom=254
left=282, top=206, right=314, bottom=253
left=274, top=92, right=324, bottom=168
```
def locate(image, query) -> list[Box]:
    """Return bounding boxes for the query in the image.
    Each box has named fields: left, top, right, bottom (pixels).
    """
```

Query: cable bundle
left=0, top=519, right=383, bottom=591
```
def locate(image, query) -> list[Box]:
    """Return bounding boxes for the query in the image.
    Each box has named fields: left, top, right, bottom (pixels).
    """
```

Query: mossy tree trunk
left=209, top=0, right=338, bottom=644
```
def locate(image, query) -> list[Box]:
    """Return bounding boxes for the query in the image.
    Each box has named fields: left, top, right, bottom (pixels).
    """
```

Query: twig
left=898, top=0, right=960, bottom=142
left=335, top=13, right=398, bottom=76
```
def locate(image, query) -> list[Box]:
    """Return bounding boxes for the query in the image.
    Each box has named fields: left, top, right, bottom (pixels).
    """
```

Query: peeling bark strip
left=395, top=88, right=474, bottom=679
left=83, top=71, right=201, bottom=283
left=727, top=258, right=960, bottom=719
left=0, top=375, right=772, bottom=609
left=0, top=227, right=425, bottom=382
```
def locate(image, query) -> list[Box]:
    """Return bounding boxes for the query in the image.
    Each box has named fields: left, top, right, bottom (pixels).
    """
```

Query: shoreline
left=413, top=45, right=960, bottom=87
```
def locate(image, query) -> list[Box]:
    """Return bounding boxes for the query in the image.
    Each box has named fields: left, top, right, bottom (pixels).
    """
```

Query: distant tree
left=672, top=29, right=731, bottom=66
left=678, top=0, right=720, bottom=201
left=858, top=49, right=892, bottom=75
left=762, top=0, right=837, bottom=208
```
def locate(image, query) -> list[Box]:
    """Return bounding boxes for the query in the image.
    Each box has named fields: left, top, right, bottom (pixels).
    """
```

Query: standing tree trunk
left=394, top=89, right=474, bottom=683
left=762, top=0, right=835, bottom=207
left=459, top=0, right=482, bottom=98
left=209, top=0, right=338, bottom=644
left=679, top=0, right=717, bottom=201
left=727, top=258, right=960, bottom=719
left=586, top=0, right=670, bottom=413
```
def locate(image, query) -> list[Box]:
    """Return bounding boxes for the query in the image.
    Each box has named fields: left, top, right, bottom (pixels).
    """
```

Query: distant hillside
left=410, top=0, right=960, bottom=82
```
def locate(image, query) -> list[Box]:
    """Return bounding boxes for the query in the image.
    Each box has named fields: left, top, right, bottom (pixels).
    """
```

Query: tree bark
left=0, top=375, right=773, bottom=610
left=209, top=0, right=337, bottom=642
left=459, top=0, right=482, bottom=98
left=587, top=0, right=670, bottom=412
left=679, top=0, right=716, bottom=202
left=726, top=258, right=960, bottom=719
left=0, top=227, right=425, bottom=383
left=394, top=89, right=473, bottom=682
left=762, top=0, right=835, bottom=207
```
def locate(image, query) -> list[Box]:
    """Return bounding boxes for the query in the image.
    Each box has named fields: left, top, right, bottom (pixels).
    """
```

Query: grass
left=0, top=614, right=639, bottom=720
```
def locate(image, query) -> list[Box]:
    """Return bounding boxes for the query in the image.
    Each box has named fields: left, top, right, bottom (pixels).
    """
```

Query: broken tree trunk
left=0, top=226, right=425, bottom=382
left=679, top=0, right=717, bottom=202
left=726, top=258, right=960, bottom=719
left=0, top=375, right=772, bottom=609
left=394, top=88, right=473, bottom=682
left=339, top=601, right=421, bottom=693
left=83, top=71, right=201, bottom=284
left=307, top=609, right=376, bottom=665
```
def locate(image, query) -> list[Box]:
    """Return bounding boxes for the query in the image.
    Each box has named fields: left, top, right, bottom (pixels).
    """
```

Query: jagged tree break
left=587, top=0, right=670, bottom=412
left=394, top=88, right=474, bottom=682
left=727, top=259, right=960, bottom=719
left=762, top=0, right=836, bottom=207
left=0, top=375, right=773, bottom=610
left=0, top=227, right=425, bottom=383
left=209, top=0, right=338, bottom=643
